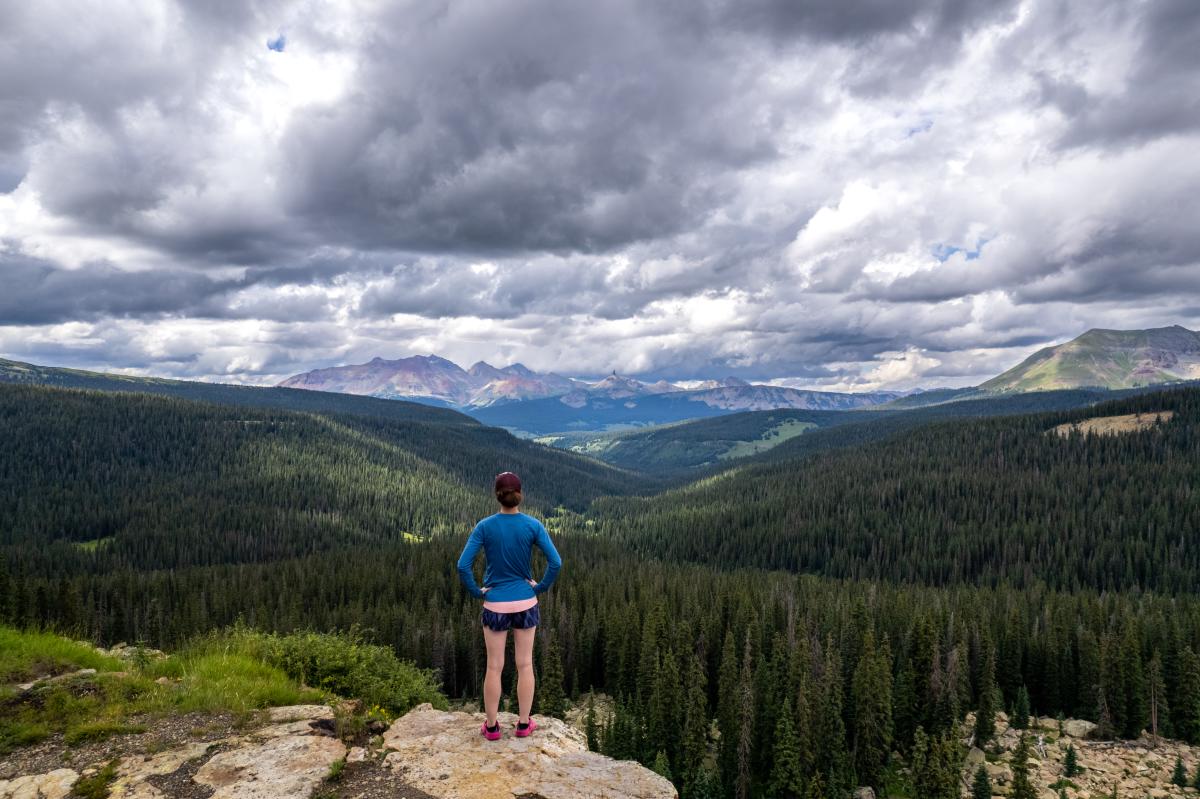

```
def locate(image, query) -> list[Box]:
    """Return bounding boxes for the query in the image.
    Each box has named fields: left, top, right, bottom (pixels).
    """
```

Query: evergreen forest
left=2, top=379, right=1199, bottom=798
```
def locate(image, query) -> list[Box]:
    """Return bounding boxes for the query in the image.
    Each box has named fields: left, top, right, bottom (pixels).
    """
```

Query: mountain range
left=981, top=325, right=1200, bottom=392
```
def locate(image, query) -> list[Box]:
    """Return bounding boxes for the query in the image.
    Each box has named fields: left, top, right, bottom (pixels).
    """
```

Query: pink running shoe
left=514, top=719, right=537, bottom=738
left=481, top=721, right=502, bottom=741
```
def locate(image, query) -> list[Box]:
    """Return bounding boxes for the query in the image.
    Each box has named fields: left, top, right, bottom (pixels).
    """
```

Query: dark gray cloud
left=1051, top=0, right=1200, bottom=147
left=0, top=0, right=1198, bottom=388
left=0, top=250, right=234, bottom=325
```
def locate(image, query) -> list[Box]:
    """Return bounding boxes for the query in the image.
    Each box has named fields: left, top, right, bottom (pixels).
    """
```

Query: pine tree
left=736, top=633, right=755, bottom=799
left=1119, top=625, right=1147, bottom=739
left=585, top=693, right=599, bottom=751
left=717, top=630, right=740, bottom=797
left=814, top=643, right=849, bottom=794
left=973, top=647, right=997, bottom=746
left=1171, top=756, right=1188, bottom=787
left=1009, top=733, right=1037, bottom=799
left=539, top=635, right=567, bottom=719
left=851, top=632, right=893, bottom=790
left=892, top=660, right=919, bottom=753
left=648, top=648, right=682, bottom=766
left=1063, top=743, right=1080, bottom=777
left=690, top=767, right=722, bottom=799
left=652, top=750, right=673, bottom=782
left=1012, top=685, right=1031, bottom=730
left=1148, top=651, right=1168, bottom=738
left=971, top=764, right=991, bottom=799
left=803, top=772, right=825, bottom=799
left=680, top=653, right=710, bottom=796
left=910, top=726, right=960, bottom=799
left=1176, top=647, right=1200, bottom=745
left=768, top=697, right=803, bottom=798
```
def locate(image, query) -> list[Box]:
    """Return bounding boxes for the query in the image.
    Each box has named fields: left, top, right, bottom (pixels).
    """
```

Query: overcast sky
left=2, top=0, right=1198, bottom=390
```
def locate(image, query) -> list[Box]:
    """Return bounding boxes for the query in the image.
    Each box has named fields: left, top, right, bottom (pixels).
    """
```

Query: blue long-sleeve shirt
left=456, top=512, right=562, bottom=601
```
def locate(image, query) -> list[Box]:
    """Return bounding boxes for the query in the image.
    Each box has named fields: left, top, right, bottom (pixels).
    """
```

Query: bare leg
left=513, top=626, right=537, bottom=723
left=482, top=626, right=508, bottom=727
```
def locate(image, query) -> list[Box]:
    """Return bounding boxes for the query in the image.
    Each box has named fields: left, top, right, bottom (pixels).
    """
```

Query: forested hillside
left=0, top=384, right=640, bottom=574
left=541, top=386, right=1156, bottom=475
left=592, top=388, right=1199, bottom=592
left=3, top=382, right=1200, bottom=797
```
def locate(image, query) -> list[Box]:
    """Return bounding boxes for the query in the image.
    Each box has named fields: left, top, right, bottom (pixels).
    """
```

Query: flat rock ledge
left=382, top=703, right=678, bottom=799
left=108, top=704, right=344, bottom=799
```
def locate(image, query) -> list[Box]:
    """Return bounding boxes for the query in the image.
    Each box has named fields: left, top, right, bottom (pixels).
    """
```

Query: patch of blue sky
left=932, top=237, right=991, bottom=262
left=904, top=116, right=934, bottom=138
left=267, top=33, right=287, bottom=52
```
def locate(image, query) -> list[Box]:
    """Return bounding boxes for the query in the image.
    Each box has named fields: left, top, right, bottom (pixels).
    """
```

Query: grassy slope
left=0, top=625, right=444, bottom=755
left=540, top=409, right=851, bottom=472
left=982, top=327, right=1200, bottom=392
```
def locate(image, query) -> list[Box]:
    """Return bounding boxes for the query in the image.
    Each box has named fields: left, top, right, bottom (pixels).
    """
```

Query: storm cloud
left=1, top=0, right=1199, bottom=389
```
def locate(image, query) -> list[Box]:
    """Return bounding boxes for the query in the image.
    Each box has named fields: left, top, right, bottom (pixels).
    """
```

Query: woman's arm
left=456, top=525, right=486, bottom=599
left=530, top=522, right=562, bottom=594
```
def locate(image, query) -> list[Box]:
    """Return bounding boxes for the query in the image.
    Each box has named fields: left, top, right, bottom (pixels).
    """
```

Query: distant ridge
left=0, top=357, right=475, bottom=425
left=981, top=325, right=1200, bottom=392
left=279, top=354, right=579, bottom=408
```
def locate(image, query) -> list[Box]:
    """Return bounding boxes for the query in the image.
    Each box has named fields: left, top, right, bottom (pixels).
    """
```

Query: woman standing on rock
left=457, top=471, right=562, bottom=740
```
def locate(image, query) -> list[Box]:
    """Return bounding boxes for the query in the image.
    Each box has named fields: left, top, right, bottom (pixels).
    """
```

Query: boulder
left=0, top=768, right=78, bottom=799
left=382, top=703, right=677, bottom=799
left=1062, top=719, right=1097, bottom=739
left=194, top=732, right=347, bottom=799
left=852, top=788, right=876, bottom=799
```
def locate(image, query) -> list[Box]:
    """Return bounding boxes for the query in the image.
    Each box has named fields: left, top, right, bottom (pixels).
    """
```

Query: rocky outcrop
left=108, top=705, right=344, bottom=799
left=0, top=768, right=78, bottom=799
left=382, top=703, right=678, bottom=799
left=193, top=731, right=346, bottom=799
left=964, top=712, right=1200, bottom=798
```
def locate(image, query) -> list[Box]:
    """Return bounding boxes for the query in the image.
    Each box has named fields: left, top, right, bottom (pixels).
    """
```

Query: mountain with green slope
left=0, top=357, right=474, bottom=425
left=981, top=325, right=1200, bottom=392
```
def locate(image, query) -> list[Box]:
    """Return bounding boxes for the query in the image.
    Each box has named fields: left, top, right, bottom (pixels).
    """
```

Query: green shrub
left=193, top=626, right=445, bottom=715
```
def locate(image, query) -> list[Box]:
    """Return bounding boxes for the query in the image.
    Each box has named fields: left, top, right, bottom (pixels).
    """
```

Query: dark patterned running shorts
left=481, top=604, right=540, bottom=631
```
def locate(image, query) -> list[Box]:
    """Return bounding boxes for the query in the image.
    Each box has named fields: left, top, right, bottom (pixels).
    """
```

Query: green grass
left=0, top=625, right=446, bottom=757
left=0, top=627, right=124, bottom=683
left=718, top=419, right=816, bottom=459
left=73, top=537, right=115, bottom=553
left=153, top=653, right=325, bottom=713
left=69, top=758, right=118, bottom=799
